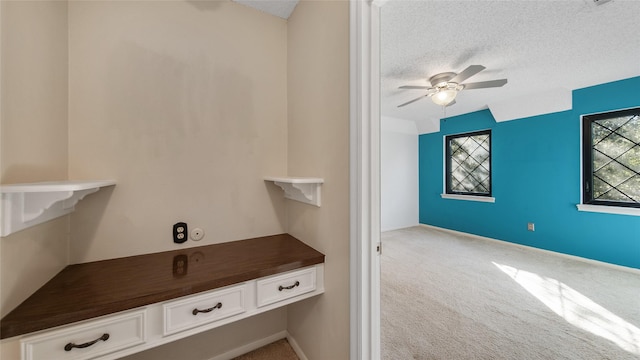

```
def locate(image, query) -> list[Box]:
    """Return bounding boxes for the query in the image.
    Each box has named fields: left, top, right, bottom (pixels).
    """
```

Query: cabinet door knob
left=64, top=333, right=110, bottom=351
left=278, top=281, right=300, bottom=291
left=192, top=302, right=222, bottom=315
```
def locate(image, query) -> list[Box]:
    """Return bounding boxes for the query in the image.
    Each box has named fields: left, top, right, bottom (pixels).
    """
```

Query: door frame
left=350, top=1, right=383, bottom=359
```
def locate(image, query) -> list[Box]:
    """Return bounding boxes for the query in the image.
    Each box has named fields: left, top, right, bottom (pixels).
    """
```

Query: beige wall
left=66, top=1, right=290, bottom=357
left=0, top=2, right=69, bottom=358
left=1, top=1, right=351, bottom=359
left=67, top=0, right=288, bottom=262
left=0, top=0, right=69, bottom=316
left=286, top=1, right=351, bottom=359
left=123, top=309, right=286, bottom=360
left=1, top=0, right=69, bottom=184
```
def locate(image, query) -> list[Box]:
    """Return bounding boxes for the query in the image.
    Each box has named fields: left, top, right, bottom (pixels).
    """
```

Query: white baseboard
left=286, top=332, right=309, bottom=360
left=418, top=224, right=640, bottom=275
left=381, top=222, right=419, bottom=233
left=208, top=330, right=287, bottom=360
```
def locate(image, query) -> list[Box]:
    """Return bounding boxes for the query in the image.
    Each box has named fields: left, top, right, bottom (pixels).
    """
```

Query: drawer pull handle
left=192, top=302, right=222, bottom=315
left=64, top=333, right=109, bottom=351
left=279, top=281, right=300, bottom=291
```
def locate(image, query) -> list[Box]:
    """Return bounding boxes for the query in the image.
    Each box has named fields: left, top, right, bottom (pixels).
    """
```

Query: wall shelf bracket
left=264, top=177, right=324, bottom=207
left=1, top=180, right=116, bottom=237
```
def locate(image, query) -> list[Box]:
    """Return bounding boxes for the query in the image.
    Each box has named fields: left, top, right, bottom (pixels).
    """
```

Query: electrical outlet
left=527, top=222, right=535, bottom=232
left=173, top=222, right=188, bottom=244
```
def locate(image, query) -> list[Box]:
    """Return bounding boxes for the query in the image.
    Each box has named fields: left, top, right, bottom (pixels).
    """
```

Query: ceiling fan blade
left=397, top=95, right=427, bottom=108
left=462, top=79, right=508, bottom=90
left=399, top=85, right=432, bottom=90
left=447, top=100, right=456, bottom=107
left=449, top=65, right=485, bottom=84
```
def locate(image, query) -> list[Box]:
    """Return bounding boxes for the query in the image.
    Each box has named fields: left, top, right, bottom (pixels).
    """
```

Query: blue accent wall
left=419, top=77, right=640, bottom=269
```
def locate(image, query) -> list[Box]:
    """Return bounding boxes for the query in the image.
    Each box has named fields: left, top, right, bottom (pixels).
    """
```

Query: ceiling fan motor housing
left=429, top=72, right=457, bottom=87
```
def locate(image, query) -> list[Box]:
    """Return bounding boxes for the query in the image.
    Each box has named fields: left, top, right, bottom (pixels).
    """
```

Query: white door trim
left=350, top=1, right=381, bottom=359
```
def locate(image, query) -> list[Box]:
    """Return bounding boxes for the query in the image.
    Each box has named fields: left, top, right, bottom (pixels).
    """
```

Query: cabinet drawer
left=21, top=310, right=145, bottom=360
left=163, top=284, right=247, bottom=336
left=257, top=267, right=316, bottom=307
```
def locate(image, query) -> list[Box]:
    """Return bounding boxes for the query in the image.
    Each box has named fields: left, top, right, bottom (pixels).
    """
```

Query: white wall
left=381, top=116, right=419, bottom=232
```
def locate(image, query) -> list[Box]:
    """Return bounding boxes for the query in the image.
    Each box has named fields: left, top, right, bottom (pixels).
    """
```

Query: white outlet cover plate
left=190, top=228, right=205, bottom=241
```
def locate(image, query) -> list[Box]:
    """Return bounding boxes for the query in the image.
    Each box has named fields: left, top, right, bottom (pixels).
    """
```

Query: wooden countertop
left=0, top=234, right=324, bottom=339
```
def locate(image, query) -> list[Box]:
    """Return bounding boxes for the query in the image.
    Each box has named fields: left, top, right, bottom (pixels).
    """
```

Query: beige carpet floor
left=381, top=226, right=640, bottom=360
left=231, top=338, right=298, bottom=360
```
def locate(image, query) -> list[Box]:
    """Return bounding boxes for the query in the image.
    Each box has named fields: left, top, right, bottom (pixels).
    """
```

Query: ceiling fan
left=397, top=65, right=507, bottom=108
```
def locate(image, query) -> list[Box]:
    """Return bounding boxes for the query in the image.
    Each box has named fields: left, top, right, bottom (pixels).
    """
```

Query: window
left=445, top=130, right=491, bottom=197
left=582, top=107, right=640, bottom=209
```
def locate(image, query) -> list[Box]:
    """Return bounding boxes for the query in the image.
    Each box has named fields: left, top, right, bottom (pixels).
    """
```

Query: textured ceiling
left=381, top=0, right=640, bottom=133
left=232, top=0, right=298, bottom=19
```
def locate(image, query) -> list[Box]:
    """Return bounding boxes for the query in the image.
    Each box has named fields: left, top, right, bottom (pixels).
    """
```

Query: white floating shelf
left=1, top=180, right=116, bottom=237
left=264, top=177, right=324, bottom=207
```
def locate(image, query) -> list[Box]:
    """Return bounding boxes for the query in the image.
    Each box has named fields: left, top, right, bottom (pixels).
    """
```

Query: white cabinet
left=163, top=284, right=247, bottom=336
left=21, top=310, right=145, bottom=360
left=12, top=264, right=324, bottom=360
left=257, top=267, right=317, bottom=308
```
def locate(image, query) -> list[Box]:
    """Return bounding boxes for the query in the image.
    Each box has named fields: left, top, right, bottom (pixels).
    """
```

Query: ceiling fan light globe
left=432, top=89, right=457, bottom=106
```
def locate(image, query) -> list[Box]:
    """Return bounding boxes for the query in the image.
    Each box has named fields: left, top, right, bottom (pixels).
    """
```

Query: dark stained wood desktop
left=0, top=234, right=324, bottom=339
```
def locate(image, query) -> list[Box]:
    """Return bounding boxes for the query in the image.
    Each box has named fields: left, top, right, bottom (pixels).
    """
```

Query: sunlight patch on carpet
left=493, top=262, right=640, bottom=355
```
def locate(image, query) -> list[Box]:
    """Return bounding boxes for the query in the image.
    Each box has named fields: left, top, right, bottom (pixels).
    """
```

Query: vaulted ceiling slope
left=381, top=0, right=640, bottom=133
left=232, top=0, right=298, bottom=19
